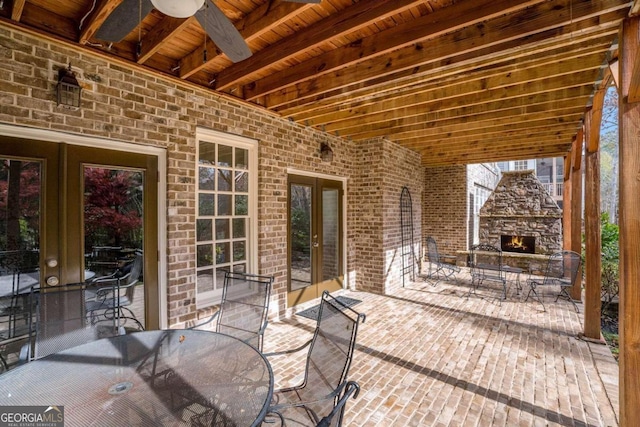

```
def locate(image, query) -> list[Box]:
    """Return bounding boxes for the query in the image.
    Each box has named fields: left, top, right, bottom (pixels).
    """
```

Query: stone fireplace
left=479, top=170, right=562, bottom=255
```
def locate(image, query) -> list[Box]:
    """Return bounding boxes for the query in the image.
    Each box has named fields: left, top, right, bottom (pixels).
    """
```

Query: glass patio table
left=0, top=329, right=273, bottom=426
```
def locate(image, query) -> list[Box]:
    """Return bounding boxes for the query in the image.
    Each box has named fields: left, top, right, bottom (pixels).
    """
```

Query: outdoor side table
left=0, top=329, right=273, bottom=426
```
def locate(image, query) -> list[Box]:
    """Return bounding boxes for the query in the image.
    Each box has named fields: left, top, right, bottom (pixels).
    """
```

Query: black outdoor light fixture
left=57, top=64, right=81, bottom=108
left=320, top=142, right=333, bottom=162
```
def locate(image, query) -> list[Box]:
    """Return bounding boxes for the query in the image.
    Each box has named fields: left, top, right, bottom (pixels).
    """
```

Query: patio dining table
left=0, top=329, right=274, bottom=426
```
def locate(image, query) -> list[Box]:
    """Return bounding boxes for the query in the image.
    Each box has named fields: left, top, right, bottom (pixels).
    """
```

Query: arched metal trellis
left=400, top=186, right=417, bottom=287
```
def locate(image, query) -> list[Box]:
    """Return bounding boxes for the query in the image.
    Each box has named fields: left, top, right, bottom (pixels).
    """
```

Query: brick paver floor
left=263, top=271, right=619, bottom=426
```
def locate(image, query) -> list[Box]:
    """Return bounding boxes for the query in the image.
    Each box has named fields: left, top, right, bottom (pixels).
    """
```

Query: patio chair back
left=215, top=271, right=273, bottom=352
left=27, top=283, right=120, bottom=361
left=300, top=292, right=366, bottom=426
left=426, top=236, right=441, bottom=264
left=542, top=250, right=582, bottom=286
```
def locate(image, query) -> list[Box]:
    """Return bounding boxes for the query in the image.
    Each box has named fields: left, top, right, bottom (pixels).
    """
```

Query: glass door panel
left=0, top=158, right=42, bottom=346
left=290, top=182, right=312, bottom=292
left=287, top=175, right=343, bottom=307
left=83, top=166, right=146, bottom=330
left=321, top=187, right=339, bottom=281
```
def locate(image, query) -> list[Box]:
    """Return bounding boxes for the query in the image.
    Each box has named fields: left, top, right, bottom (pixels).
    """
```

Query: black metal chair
left=525, top=250, right=582, bottom=312
left=85, top=250, right=144, bottom=331
left=423, top=236, right=460, bottom=285
left=191, top=271, right=273, bottom=352
left=21, top=283, right=122, bottom=361
left=265, top=291, right=366, bottom=427
left=469, top=243, right=507, bottom=299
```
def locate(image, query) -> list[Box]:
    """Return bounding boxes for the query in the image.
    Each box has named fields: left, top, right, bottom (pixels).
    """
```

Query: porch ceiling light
left=320, top=142, right=333, bottom=162
left=56, top=64, right=81, bottom=109
left=150, top=0, right=205, bottom=18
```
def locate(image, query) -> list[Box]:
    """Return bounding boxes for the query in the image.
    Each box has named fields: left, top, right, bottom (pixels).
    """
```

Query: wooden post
left=562, top=151, right=572, bottom=251
left=569, top=128, right=583, bottom=301
left=583, top=108, right=602, bottom=340
left=619, top=16, right=640, bottom=427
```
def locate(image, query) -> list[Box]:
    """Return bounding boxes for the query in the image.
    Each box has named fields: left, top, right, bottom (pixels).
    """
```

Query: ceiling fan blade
left=95, top=0, right=155, bottom=43
left=195, top=0, right=252, bottom=63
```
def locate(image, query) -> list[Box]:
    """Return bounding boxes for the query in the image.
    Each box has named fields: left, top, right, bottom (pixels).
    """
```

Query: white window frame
left=195, top=128, right=258, bottom=309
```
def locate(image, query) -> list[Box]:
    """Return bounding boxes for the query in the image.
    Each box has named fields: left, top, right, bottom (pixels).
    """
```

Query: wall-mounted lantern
left=320, top=142, right=334, bottom=162
left=57, top=64, right=81, bottom=108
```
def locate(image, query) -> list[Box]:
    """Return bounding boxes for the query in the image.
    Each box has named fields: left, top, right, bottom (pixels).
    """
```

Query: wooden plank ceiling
left=0, top=0, right=633, bottom=166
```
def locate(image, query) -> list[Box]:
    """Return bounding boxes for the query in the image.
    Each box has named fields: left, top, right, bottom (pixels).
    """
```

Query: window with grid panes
left=196, top=132, right=257, bottom=307
left=514, top=160, right=529, bottom=170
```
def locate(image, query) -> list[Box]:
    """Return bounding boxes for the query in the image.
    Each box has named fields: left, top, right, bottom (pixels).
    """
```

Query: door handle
left=312, top=235, right=319, bottom=248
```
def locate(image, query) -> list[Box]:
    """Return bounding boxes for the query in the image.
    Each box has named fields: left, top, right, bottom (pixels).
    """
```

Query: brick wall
left=353, top=139, right=424, bottom=294
left=0, top=26, right=425, bottom=325
left=423, top=166, right=468, bottom=256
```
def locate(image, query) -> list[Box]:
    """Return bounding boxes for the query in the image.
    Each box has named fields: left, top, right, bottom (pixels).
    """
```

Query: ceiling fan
left=95, top=0, right=320, bottom=63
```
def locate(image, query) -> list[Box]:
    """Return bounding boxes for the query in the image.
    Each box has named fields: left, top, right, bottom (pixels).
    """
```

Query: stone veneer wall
left=352, top=139, right=424, bottom=294
left=423, top=166, right=468, bottom=255
left=0, top=26, right=424, bottom=324
left=479, top=170, right=562, bottom=254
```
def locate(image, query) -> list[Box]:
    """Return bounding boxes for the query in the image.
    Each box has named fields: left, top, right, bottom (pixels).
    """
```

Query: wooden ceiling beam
left=269, top=24, right=619, bottom=111
left=213, top=0, right=428, bottom=90
left=246, top=0, right=626, bottom=102
left=342, top=88, right=592, bottom=139
left=276, top=32, right=616, bottom=116
left=348, top=100, right=586, bottom=139
left=79, top=0, right=123, bottom=45
left=406, top=128, right=577, bottom=151
left=243, top=0, right=550, bottom=98
left=291, top=53, right=604, bottom=125
left=320, top=69, right=597, bottom=133
left=179, top=0, right=314, bottom=79
left=390, top=114, right=584, bottom=143
left=11, top=0, right=26, bottom=21
left=137, top=16, right=193, bottom=64
left=421, top=143, right=573, bottom=166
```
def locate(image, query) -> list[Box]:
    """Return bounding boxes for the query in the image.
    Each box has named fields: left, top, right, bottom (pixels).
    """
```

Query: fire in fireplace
left=501, top=235, right=535, bottom=254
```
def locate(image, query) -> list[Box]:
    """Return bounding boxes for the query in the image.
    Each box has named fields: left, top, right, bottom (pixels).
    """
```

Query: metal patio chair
left=423, top=236, right=460, bottom=285
left=265, top=291, right=366, bottom=427
left=525, top=250, right=582, bottom=312
left=191, top=271, right=274, bottom=352
left=469, top=243, right=507, bottom=299
left=85, top=250, right=144, bottom=331
left=21, top=283, right=122, bottom=361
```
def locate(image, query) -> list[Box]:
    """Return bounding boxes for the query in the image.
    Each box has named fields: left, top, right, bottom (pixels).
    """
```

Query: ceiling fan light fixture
left=150, top=0, right=205, bottom=18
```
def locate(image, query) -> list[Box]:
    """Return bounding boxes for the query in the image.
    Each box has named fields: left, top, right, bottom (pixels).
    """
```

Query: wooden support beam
left=11, top=0, right=26, bottom=21
left=570, top=127, right=584, bottom=301
left=618, top=16, right=640, bottom=427
left=563, top=151, right=573, bottom=251
left=583, top=109, right=602, bottom=340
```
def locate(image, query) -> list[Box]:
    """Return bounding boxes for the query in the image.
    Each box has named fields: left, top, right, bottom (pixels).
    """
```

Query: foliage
left=600, top=213, right=619, bottom=309
left=0, top=160, right=41, bottom=250
left=84, top=168, right=143, bottom=250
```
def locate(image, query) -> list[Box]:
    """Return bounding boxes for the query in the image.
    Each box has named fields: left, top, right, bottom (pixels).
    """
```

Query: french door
left=287, top=175, right=343, bottom=307
left=0, top=136, right=159, bottom=330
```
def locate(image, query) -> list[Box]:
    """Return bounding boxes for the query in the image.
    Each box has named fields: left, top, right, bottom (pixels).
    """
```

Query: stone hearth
left=479, top=170, right=562, bottom=255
